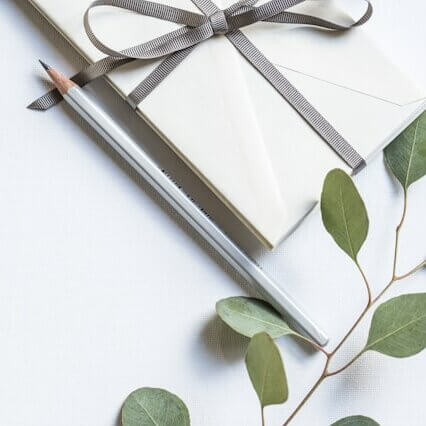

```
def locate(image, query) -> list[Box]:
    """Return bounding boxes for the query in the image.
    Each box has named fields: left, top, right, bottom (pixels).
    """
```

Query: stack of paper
left=29, top=0, right=425, bottom=248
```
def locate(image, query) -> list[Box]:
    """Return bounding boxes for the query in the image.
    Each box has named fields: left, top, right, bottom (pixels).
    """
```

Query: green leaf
left=321, top=169, right=369, bottom=261
left=385, top=112, right=426, bottom=190
left=365, top=293, right=426, bottom=358
left=216, top=297, right=296, bottom=339
left=245, top=332, right=288, bottom=408
left=331, top=415, right=380, bottom=426
left=122, top=388, right=190, bottom=426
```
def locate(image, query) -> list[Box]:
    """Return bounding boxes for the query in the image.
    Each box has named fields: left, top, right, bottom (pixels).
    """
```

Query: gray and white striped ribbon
left=29, top=0, right=373, bottom=170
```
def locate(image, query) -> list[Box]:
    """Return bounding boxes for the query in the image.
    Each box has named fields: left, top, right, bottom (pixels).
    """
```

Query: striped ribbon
left=29, top=0, right=373, bottom=170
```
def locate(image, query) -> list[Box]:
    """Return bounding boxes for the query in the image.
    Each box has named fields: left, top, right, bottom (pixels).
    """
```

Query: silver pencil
left=38, top=60, right=328, bottom=346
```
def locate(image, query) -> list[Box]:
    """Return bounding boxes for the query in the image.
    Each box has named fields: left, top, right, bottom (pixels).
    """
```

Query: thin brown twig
left=371, top=278, right=394, bottom=306
left=356, top=260, right=372, bottom=304
left=370, top=259, right=425, bottom=305
left=281, top=261, right=372, bottom=426
left=392, top=189, right=408, bottom=279
left=283, top=262, right=374, bottom=424
left=395, top=260, right=425, bottom=281
left=330, top=302, right=369, bottom=357
left=325, top=256, right=424, bottom=377
left=330, top=262, right=372, bottom=356
left=295, top=334, right=330, bottom=357
left=283, top=359, right=330, bottom=426
left=281, top=189, right=425, bottom=425
left=326, top=351, right=365, bottom=377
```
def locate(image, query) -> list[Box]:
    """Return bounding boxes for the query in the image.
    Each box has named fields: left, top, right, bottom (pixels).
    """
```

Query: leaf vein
left=136, top=400, right=159, bottom=426
left=233, top=312, right=290, bottom=332
left=367, top=312, right=426, bottom=350
left=339, top=185, right=355, bottom=259
left=260, top=349, right=273, bottom=404
left=404, top=120, right=420, bottom=188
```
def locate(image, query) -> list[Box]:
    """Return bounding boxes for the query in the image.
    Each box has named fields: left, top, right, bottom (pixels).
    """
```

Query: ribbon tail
left=28, top=57, right=135, bottom=111
left=27, top=88, right=63, bottom=111
left=225, top=30, right=366, bottom=171
left=127, top=47, right=195, bottom=109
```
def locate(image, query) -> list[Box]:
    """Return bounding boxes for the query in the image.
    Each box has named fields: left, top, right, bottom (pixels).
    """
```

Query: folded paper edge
left=28, top=0, right=426, bottom=250
left=28, top=0, right=292, bottom=250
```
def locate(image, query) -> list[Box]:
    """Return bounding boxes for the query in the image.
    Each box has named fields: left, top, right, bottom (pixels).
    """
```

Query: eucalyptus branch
left=282, top=184, right=423, bottom=425
left=295, top=334, right=330, bottom=357
left=370, top=259, right=425, bottom=305
left=330, top=302, right=369, bottom=357
left=392, top=189, right=408, bottom=279
left=370, top=278, right=394, bottom=306
left=331, top=262, right=371, bottom=356
left=356, top=260, right=372, bottom=304
left=119, top=113, right=426, bottom=426
left=283, top=359, right=330, bottom=426
left=282, top=264, right=375, bottom=425
left=325, top=350, right=365, bottom=377
left=395, top=260, right=426, bottom=281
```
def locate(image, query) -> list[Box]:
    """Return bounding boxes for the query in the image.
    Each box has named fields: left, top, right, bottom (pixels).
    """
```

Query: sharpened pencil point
left=36, top=62, right=76, bottom=95
left=39, top=60, right=51, bottom=72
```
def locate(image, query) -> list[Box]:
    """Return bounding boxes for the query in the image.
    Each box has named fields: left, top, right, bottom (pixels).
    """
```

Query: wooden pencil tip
left=38, top=60, right=51, bottom=72
left=36, top=60, right=76, bottom=95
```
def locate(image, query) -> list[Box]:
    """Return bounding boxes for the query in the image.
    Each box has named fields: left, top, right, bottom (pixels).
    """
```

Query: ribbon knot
left=209, top=10, right=229, bottom=35
left=29, top=0, right=373, bottom=171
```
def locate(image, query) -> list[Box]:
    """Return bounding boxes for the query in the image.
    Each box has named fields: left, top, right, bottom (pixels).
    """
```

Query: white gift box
left=29, top=0, right=425, bottom=248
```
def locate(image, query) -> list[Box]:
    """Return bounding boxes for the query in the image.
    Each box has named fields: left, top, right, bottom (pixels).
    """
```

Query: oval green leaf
left=384, top=111, right=426, bottom=190
left=365, top=293, right=426, bottom=358
left=245, top=332, right=288, bottom=408
left=331, top=415, right=380, bottom=426
left=216, top=297, right=296, bottom=339
left=122, top=388, right=190, bottom=426
left=321, top=169, right=369, bottom=261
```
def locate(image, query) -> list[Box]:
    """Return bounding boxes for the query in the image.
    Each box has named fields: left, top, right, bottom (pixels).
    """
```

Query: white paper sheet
left=29, top=0, right=425, bottom=248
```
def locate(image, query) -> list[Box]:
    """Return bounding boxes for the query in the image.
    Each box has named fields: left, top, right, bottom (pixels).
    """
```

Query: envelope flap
left=243, top=0, right=425, bottom=106
left=32, top=0, right=289, bottom=247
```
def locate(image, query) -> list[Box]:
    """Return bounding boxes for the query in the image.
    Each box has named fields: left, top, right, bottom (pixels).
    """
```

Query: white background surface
left=0, top=1, right=425, bottom=425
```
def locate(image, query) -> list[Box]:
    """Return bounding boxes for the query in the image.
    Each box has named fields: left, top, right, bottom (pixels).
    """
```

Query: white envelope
left=30, top=0, right=425, bottom=248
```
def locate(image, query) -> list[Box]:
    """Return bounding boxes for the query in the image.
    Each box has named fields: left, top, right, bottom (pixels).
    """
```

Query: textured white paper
left=29, top=0, right=425, bottom=248
left=2, top=1, right=426, bottom=425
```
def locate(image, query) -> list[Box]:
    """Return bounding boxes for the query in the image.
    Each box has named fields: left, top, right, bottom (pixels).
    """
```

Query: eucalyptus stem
left=295, top=334, right=330, bottom=357
left=395, top=260, right=426, bottom=281
left=261, top=407, right=265, bottom=426
left=356, top=260, right=372, bottom=304
left=283, top=360, right=329, bottom=426
left=370, top=259, right=425, bottom=305
left=370, top=278, right=394, bottom=306
left=392, top=189, right=408, bottom=279
left=281, top=189, right=424, bottom=425
left=330, top=302, right=369, bottom=357
left=331, top=262, right=371, bottom=356
left=326, top=350, right=365, bottom=377
left=282, top=262, right=371, bottom=425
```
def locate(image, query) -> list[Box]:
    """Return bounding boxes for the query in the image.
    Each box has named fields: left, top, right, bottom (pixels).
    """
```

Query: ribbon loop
left=29, top=0, right=373, bottom=171
left=209, top=10, right=229, bottom=34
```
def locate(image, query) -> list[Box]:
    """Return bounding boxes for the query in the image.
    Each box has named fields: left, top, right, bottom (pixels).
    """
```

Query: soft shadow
left=290, top=334, right=320, bottom=357
left=16, top=0, right=267, bottom=293
left=200, top=315, right=320, bottom=363
left=329, top=358, right=371, bottom=393
left=200, top=316, right=248, bottom=363
left=14, top=0, right=88, bottom=70
left=61, top=97, right=258, bottom=294
left=113, top=409, right=122, bottom=426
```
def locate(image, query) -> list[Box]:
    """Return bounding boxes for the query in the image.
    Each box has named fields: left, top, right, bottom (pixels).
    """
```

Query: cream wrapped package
left=29, top=0, right=425, bottom=248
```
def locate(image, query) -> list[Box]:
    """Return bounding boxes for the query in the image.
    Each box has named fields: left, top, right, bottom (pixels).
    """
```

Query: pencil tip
left=38, top=60, right=51, bottom=71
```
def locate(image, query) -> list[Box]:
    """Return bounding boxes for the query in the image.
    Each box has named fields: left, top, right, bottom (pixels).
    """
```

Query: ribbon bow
left=29, top=0, right=373, bottom=170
